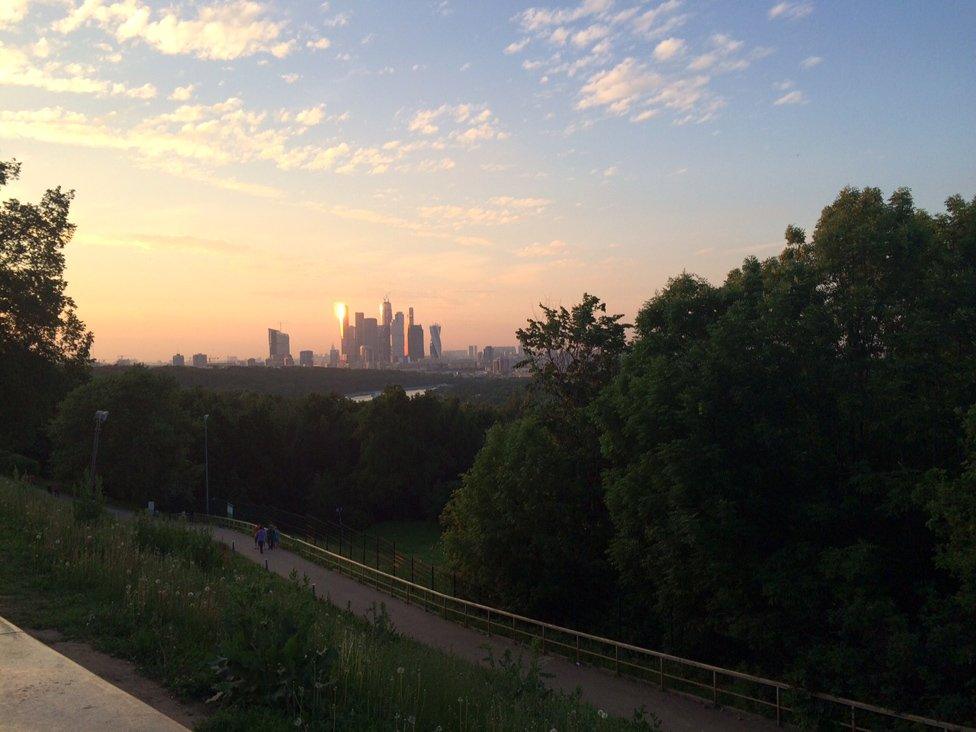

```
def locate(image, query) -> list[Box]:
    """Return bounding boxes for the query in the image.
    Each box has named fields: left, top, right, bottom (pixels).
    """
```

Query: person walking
left=268, top=524, right=280, bottom=551
left=256, top=525, right=267, bottom=554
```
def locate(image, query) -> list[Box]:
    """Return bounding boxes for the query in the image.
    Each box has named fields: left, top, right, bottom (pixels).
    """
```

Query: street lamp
left=90, top=410, right=108, bottom=491
left=203, top=414, right=210, bottom=515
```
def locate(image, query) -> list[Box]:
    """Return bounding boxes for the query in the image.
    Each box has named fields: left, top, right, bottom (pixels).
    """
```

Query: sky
left=1, top=0, right=974, bottom=361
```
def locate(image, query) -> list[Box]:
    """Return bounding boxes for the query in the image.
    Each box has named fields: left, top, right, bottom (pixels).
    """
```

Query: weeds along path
left=207, top=524, right=775, bottom=731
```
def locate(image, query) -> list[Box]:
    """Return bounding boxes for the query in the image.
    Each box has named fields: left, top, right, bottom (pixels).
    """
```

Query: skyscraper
left=380, top=298, right=393, bottom=362
left=391, top=311, right=405, bottom=362
left=172, top=353, right=185, bottom=367
left=408, top=306, right=414, bottom=328
left=362, top=317, right=378, bottom=364
left=408, top=322, right=424, bottom=361
left=268, top=328, right=291, bottom=366
left=354, top=311, right=365, bottom=353
left=192, top=353, right=208, bottom=367
left=299, top=350, right=314, bottom=367
left=429, top=324, right=442, bottom=359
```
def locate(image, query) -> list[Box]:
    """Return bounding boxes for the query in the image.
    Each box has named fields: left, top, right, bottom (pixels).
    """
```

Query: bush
left=0, top=450, right=40, bottom=477
left=72, top=470, right=105, bottom=524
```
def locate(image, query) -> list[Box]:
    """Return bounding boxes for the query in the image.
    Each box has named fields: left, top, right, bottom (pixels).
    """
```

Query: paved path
left=0, top=615, right=186, bottom=731
left=214, top=525, right=776, bottom=731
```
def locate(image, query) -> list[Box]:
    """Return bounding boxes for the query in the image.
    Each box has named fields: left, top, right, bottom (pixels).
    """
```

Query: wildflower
left=35, top=532, right=41, bottom=540
left=293, top=718, right=302, bottom=727
left=397, top=666, right=405, bottom=675
left=598, top=709, right=608, bottom=719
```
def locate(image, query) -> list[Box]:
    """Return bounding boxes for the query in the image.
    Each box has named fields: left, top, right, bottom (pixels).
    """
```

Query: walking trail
left=212, top=524, right=775, bottom=731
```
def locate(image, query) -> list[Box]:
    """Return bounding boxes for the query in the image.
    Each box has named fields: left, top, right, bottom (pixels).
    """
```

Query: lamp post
left=203, top=414, right=210, bottom=515
left=90, top=410, right=108, bottom=491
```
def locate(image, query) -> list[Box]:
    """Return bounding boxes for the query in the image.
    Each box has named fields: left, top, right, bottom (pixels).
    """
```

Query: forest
left=3, top=155, right=974, bottom=725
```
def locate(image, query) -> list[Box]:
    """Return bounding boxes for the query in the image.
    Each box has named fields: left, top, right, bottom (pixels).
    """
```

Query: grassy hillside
left=0, top=479, right=654, bottom=731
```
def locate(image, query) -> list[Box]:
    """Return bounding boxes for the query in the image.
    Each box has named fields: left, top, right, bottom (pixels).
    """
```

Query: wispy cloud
left=54, top=0, right=294, bottom=60
left=773, top=89, right=807, bottom=105
left=801, top=55, right=822, bottom=69
left=768, top=2, right=813, bottom=21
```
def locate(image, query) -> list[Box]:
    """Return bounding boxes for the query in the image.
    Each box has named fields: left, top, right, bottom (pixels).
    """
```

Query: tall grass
left=0, top=478, right=655, bottom=731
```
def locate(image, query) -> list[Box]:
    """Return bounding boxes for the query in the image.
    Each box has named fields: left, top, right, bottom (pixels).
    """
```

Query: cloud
left=773, top=90, right=806, bottom=105
left=578, top=58, right=660, bottom=113
left=0, top=0, right=30, bottom=29
left=307, top=37, right=331, bottom=50
left=294, top=104, right=325, bottom=126
left=323, top=11, right=350, bottom=27
left=169, top=83, right=196, bottom=101
left=768, top=1, right=813, bottom=20
left=408, top=104, right=508, bottom=144
left=0, top=43, right=156, bottom=98
left=54, top=0, right=294, bottom=61
left=281, top=73, right=300, bottom=84
left=516, top=239, right=568, bottom=258
left=516, top=0, right=612, bottom=32
left=79, top=231, right=250, bottom=255
left=504, top=37, right=529, bottom=54
left=653, top=37, right=685, bottom=61
left=801, top=55, right=822, bottom=69
left=571, top=23, right=609, bottom=48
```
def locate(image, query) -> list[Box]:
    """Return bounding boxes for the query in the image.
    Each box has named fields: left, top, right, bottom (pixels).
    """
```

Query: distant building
left=246, top=358, right=258, bottom=367
left=408, top=323, right=425, bottom=361
left=481, top=345, right=494, bottom=368
left=363, top=317, right=379, bottom=364
left=172, top=353, right=185, bottom=367
left=354, top=312, right=365, bottom=354
left=429, top=324, right=442, bottom=359
left=468, top=345, right=477, bottom=360
left=299, top=349, right=314, bottom=367
left=391, top=311, right=405, bottom=362
left=192, top=353, right=208, bottom=368
left=329, top=344, right=339, bottom=367
left=268, top=328, right=291, bottom=366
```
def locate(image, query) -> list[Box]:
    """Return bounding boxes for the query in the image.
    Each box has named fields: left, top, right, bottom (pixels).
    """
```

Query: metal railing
left=213, top=497, right=462, bottom=597
left=198, top=513, right=972, bottom=732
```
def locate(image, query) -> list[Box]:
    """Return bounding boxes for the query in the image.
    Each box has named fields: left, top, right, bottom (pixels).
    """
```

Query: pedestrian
left=256, top=525, right=267, bottom=554
left=253, top=524, right=260, bottom=548
left=268, top=524, right=280, bottom=551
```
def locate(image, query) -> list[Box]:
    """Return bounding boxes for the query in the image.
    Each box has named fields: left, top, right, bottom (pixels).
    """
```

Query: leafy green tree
left=516, top=293, right=628, bottom=409
left=50, top=367, right=192, bottom=508
left=597, top=188, right=976, bottom=718
left=0, top=159, right=91, bottom=460
left=442, top=415, right=611, bottom=623
left=444, top=295, right=624, bottom=623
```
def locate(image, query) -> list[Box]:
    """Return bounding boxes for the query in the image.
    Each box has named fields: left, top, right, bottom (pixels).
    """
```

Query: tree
left=516, top=293, right=628, bottom=409
left=441, top=415, right=611, bottom=623
left=443, top=294, right=624, bottom=624
left=595, top=188, right=976, bottom=718
left=0, top=159, right=91, bottom=459
left=50, top=367, right=192, bottom=508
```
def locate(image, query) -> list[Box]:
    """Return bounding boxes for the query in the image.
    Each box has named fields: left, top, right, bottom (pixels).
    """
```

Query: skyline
left=1, top=1, right=974, bottom=360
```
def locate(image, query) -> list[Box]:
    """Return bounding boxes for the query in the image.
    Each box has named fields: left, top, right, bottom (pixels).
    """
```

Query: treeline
left=104, top=364, right=448, bottom=398
left=443, top=188, right=976, bottom=723
left=50, top=369, right=496, bottom=527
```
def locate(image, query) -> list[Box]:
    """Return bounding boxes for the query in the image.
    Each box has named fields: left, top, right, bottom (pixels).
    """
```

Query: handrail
left=200, top=513, right=974, bottom=732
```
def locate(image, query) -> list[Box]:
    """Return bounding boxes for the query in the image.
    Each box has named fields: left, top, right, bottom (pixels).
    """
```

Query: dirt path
left=25, top=628, right=208, bottom=729
left=214, top=525, right=776, bottom=731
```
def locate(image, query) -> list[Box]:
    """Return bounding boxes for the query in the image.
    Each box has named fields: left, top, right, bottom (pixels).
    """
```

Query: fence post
left=232, top=540, right=235, bottom=552
left=392, top=542, right=396, bottom=577
left=712, top=669, right=717, bottom=705
left=850, top=705, right=856, bottom=731
left=375, top=535, right=379, bottom=570
left=430, top=565, right=434, bottom=592
left=487, top=609, right=491, bottom=636
left=512, top=615, right=516, bottom=642
left=659, top=656, right=665, bottom=690
left=775, top=687, right=781, bottom=727
left=452, top=572, right=457, bottom=596
left=541, top=625, right=546, bottom=654
left=615, top=644, right=619, bottom=675
left=312, top=583, right=316, bottom=599
left=411, top=556, right=415, bottom=584
left=576, top=634, right=580, bottom=664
